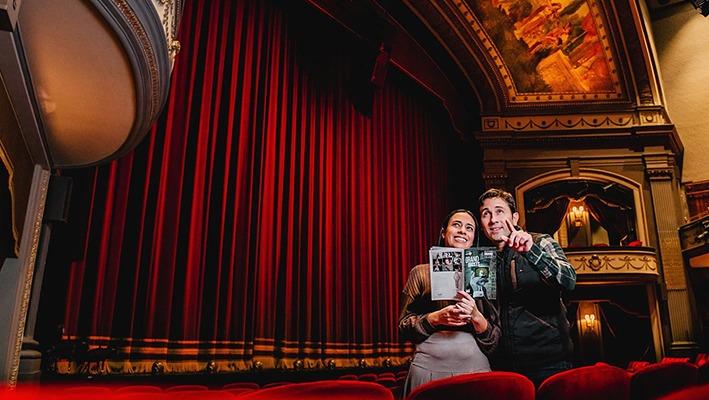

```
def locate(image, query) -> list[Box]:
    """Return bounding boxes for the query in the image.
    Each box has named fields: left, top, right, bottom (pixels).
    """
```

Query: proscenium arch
left=515, top=169, right=650, bottom=246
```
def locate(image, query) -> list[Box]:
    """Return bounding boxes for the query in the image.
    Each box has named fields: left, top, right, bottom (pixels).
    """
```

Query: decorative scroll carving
left=566, top=249, right=658, bottom=276
left=483, top=113, right=633, bottom=132
left=482, top=110, right=669, bottom=133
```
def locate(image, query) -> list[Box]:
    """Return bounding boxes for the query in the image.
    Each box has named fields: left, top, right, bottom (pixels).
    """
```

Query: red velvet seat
left=115, top=394, right=170, bottom=400
left=338, top=374, right=358, bottom=380
left=115, top=385, right=164, bottom=394
left=537, top=363, right=631, bottom=400
left=694, top=353, right=709, bottom=367
left=238, top=380, right=394, bottom=399
left=164, top=384, right=209, bottom=392
left=406, top=371, right=534, bottom=400
left=262, top=381, right=292, bottom=389
left=630, top=361, right=699, bottom=400
left=660, top=357, right=690, bottom=364
left=378, top=372, right=396, bottom=379
left=171, top=390, right=240, bottom=399
left=657, top=383, right=709, bottom=399
left=223, top=382, right=260, bottom=390
left=627, top=361, right=651, bottom=373
left=63, top=386, right=112, bottom=394
left=358, top=373, right=378, bottom=381
left=116, top=392, right=171, bottom=400
left=224, top=388, right=258, bottom=397
left=627, top=240, right=643, bottom=247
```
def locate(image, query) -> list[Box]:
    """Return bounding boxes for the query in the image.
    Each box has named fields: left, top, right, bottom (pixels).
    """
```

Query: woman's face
left=441, top=212, right=476, bottom=249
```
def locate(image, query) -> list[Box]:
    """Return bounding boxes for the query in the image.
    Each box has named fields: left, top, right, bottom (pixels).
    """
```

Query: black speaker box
left=45, top=175, right=73, bottom=223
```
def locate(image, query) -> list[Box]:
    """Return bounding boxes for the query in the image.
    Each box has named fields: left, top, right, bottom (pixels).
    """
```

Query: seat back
left=537, top=364, right=631, bottom=400
left=164, top=384, right=209, bottom=392
left=406, top=371, right=534, bottom=400
left=115, top=385, right=163, bottom=394
left=630, top=362, right=699, bottom=400
left=238, top=380, right=394, bottom=400
left=657, top=383, right=709, bottom=400
left=223, top=382, right=260, bottom=390
left=357, top=373, right=378, bottom=382
left=627, top=361, right=651, bottom=373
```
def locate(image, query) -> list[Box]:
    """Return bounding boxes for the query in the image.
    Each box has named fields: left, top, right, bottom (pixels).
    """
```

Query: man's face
left=479, top=197, right=519, bottom=243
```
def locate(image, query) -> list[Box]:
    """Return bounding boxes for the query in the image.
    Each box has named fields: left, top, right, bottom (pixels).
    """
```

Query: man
left=478, top=188, right=576, bottom=386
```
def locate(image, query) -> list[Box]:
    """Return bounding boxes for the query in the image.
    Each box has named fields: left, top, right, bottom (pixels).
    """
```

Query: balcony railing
left=564, top=246, right=658, bottom=280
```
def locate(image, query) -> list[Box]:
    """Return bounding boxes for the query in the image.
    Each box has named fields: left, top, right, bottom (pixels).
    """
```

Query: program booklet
left=429, top=246, right=497, bottom=301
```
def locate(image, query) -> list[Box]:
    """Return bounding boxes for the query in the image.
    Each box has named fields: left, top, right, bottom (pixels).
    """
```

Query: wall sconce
left=571, top=205, right=585, bottom=227
left=584, top=313, right=596, bottom=327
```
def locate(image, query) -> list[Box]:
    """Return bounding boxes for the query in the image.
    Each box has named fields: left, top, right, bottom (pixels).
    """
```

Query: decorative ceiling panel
left=454, top=0, right=623, bottom=104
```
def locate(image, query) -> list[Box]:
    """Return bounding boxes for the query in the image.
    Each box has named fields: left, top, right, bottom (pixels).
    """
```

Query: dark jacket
left=491, top=233, right=576, bottom=370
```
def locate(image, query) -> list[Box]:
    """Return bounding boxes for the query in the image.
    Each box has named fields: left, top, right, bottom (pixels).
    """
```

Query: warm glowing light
left=584, top=313, right=596, bottom=327
left=570, top=205, right=585, bottom=227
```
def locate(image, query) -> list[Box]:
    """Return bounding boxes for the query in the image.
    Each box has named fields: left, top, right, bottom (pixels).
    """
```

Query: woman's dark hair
left=437, top=209, right=478, bottom=246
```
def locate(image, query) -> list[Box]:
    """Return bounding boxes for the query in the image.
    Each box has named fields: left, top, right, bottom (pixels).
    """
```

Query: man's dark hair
left=478, top=188, right=517, bottom=214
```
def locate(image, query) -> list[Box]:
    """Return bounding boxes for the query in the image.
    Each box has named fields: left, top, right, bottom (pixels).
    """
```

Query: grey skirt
left=403, top=331, right=491, bottom=397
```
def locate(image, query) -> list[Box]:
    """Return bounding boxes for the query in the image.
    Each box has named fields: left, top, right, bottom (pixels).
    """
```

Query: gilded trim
left=52, top=335, right=414, bottom=375
left=112, top=0, right=160, bottom=118
left=8, top=166, right=49, bottom=387
left=566, top=249, right=658, bottom=275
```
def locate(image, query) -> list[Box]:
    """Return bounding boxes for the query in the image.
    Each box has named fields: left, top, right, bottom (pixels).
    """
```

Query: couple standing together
left=399, top=188, right=577, bottom=395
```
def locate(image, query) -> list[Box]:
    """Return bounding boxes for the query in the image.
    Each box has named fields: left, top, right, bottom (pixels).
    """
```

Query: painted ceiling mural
left=455, top=0, right=623, bottom=103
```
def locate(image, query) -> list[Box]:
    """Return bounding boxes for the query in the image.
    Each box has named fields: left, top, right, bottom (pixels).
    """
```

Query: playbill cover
left=429, top=246, right=497, bottom=301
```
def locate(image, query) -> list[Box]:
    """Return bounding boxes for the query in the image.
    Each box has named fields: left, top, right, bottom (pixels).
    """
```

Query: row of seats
left=1, top=381, right=393, bottom=399
left=408, top=362, right=707, bottom=400
left=628, top=354, right=709, bottom=372
left=4, top=361, right=708, bottom=400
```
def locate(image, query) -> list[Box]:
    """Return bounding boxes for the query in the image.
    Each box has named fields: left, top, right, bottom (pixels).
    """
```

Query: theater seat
left=406, top=371, right=534, bottom=400
left=262, top=382, right=292, bottom=388
left=694, top=353, right=709, bottom=367
left=171, top=390, right=240, bottom=400
left=223, top=383, right=260, bottom=390
left=627, top=240, right=643, bottom=247
left=537, top=363, right=630, bottom=400
left=224, top=388, right=257, bottom=397
left=630, top=362, right=699, bottom=400
left=238, top=380, right=394, bottom=400
left=357, top=373, right=378, bottom=382
left=627, top=361, right=651, bottom=373
left=660, top=357, right=690, bottom=364
left=115, top=385, right=163, bottom=394
left=657, top=383, right=709, bottom=399
left=165, top=384, right=209, bottom=392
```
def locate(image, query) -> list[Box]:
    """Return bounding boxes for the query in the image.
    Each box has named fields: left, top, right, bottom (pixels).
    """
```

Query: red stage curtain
left=54, top=0, right=472, bottom=374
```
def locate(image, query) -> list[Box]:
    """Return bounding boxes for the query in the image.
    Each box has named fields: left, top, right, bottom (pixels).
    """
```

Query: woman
left=398, top=209, right=500, bottom=396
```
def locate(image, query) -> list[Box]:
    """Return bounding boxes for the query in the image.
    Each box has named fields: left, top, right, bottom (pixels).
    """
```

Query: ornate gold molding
left=113, top=0, right=160, bottom=117
left=482, top=110, right=669, bottom=133
left=566, top=249, right=658, bottom=276
left=8, top=166, right=49, bottom=387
